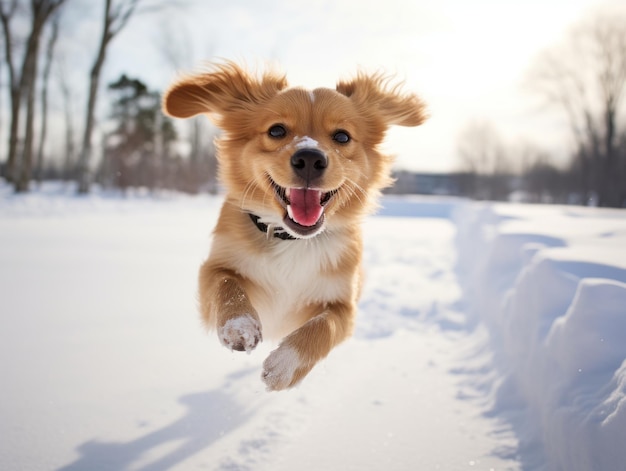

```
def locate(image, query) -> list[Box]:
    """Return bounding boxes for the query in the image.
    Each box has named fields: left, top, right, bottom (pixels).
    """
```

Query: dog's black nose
left=290, top=148, right=328, bottom=184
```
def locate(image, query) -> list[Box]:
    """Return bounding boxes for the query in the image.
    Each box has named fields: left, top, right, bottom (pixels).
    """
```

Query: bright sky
left=81, top=0, right=625, bottom=172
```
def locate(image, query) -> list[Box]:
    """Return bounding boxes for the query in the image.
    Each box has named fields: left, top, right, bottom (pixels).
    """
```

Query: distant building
left=386, top=170, right=460, bottom=195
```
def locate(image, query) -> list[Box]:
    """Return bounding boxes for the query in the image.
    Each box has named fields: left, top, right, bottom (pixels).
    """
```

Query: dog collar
left=249, top=213, right=296, bottom=240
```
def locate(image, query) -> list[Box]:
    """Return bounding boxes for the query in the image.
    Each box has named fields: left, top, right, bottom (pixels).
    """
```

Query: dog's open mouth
left=272, top=182, right=338, bottom=237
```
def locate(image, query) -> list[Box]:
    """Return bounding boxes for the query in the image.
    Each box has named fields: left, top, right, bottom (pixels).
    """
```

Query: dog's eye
left=333, top=130, right=351, bottom=144
left=268, top=124, right=287, bottom=139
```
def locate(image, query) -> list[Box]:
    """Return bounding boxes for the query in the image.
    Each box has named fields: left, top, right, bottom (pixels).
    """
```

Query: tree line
left=0, top=0, right=218, bottom=195
left=456, top=11, right=626, bottom=207
left=1, top=3, right=625, bottom=206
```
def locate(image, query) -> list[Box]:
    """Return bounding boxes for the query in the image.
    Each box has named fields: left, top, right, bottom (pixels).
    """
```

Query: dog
left=162, top=62, right=426, bottom=390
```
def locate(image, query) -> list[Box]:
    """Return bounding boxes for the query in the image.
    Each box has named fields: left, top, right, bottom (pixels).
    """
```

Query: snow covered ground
left=455, top=201, right=626, bottom=471
left=1, top=183, right=625, bottom=471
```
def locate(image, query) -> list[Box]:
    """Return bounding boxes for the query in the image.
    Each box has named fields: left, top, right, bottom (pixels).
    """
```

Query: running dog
left=162, top=62, right=426, bottom=390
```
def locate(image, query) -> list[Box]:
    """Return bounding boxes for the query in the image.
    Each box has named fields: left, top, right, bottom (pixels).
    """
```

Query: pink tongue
left=289, top=188, right=323, bottom=227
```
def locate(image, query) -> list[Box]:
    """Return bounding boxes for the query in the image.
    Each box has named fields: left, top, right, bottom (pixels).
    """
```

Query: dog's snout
left=290, top=148, right=328, bottom=184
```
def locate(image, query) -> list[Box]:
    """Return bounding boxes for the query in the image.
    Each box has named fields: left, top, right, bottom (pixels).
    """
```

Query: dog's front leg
left=199, top=264, right=262, bottom=353
left=262, top=302, right=354, bottom=391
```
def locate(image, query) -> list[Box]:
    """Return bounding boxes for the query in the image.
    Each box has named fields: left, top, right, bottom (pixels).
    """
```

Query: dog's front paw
left=262, top=345, right=309, bottom=391
left=218, top=315, right=262, bottom=353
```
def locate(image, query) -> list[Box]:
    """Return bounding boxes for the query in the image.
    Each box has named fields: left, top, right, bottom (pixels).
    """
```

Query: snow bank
left=455, top=201, right=626, bottom=470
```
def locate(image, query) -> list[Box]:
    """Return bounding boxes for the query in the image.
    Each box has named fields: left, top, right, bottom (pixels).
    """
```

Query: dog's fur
left=162, top=62, right=426, bottom=390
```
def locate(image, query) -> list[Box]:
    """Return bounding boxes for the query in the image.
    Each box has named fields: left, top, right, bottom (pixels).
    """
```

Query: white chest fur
left=230, top=233, right=355, bottom=338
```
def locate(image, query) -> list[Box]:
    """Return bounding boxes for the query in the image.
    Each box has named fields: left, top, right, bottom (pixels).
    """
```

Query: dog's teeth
left=285, top=188, right=291, bottom=199
left=287, top=204, right=294, bottom=220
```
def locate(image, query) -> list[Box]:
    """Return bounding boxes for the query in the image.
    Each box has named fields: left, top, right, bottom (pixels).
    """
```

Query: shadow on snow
left=57, top=386, right=254, bottom=471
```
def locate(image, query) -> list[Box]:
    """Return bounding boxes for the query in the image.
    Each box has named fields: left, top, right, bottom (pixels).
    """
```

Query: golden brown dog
left=162, top=62, right=426, bottom=390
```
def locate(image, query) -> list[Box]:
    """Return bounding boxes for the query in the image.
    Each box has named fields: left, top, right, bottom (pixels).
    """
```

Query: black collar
left=249, top=213, right=296, bottom=240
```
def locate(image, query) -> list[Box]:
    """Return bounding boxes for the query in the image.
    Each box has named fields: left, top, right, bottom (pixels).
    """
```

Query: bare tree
left=34, top=12, right=60, bottom=184
left=75, top=0, right=183, bottom=193
left=0, top=33, right=4, bottom=169
left=528, top=11, right=626, bottom=207
left=0, top=0, right=66, bottom=191
left=76, top=0, right=140, bottom=194
left=0, top=0, right=21, bottom=183
left=457, top=121, right=503, bottom=175
left=156, top=17, right=194, bottom=72
left=16, top=1, right=67, bottom=192
left=456, top=120, right=513, bottom=200
left=154, top=16, right=219, bottom=193
left=56, top=54, right=76, bottom=181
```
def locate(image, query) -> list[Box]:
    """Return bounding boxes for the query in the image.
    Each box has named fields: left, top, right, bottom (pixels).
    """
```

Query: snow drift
left=455, top=201, right=626, bottom=471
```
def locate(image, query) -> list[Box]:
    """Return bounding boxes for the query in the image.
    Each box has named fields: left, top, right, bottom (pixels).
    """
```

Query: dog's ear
left=336, top=72, right=427, bottom=127
left=162, top=61, right=288, bottom=119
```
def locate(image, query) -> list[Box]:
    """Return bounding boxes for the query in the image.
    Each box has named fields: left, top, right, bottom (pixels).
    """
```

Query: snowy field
left=1, top=183, right=625, bottom=471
